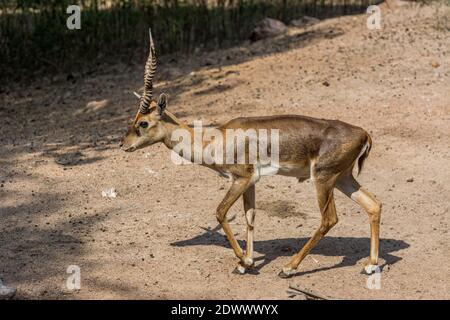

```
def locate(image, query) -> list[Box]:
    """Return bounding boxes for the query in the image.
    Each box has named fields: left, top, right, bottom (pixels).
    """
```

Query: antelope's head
left=120, top=30, right=168, bottom=152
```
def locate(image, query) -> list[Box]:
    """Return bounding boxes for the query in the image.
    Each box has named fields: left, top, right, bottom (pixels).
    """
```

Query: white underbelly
left=258, top=162, right=310, bottom=178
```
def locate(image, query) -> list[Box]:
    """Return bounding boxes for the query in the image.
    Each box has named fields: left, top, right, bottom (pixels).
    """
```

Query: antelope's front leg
left=216, top=177, right=253, bottom=273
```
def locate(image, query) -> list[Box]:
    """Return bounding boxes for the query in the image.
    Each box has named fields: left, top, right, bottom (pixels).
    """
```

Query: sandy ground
left=0, top=2, right=449, bottom=299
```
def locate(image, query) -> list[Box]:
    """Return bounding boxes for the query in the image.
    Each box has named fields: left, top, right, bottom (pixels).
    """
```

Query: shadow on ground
left=171, top=225, right=409, bottom=276
left=161, top=26, right=345, bottom=107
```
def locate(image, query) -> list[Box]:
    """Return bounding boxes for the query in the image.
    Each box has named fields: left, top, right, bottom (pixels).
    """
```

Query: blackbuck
left=120, top=31, right=382, bottom=278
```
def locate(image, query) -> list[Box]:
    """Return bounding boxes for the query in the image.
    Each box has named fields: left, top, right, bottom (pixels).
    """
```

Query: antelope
left=120, top=31, right=382, bottom=278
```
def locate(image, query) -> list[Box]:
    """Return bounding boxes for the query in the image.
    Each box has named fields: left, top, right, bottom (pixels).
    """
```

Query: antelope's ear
left=157, top=93, right=167, bottom=114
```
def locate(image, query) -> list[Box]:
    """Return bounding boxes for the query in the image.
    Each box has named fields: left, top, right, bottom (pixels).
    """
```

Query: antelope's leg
left=242, top=184, right=256, bottom=268
left=216, top=177, right=252, bottom=268
left=336, top=174, right=382, bottom=274
left=279, top=178, right=338, bottom=278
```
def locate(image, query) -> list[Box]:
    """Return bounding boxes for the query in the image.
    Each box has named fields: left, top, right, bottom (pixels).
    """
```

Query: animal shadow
left=171, top=225, right=409, bottom=276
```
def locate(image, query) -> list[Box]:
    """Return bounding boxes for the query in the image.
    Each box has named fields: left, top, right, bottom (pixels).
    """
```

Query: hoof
left=242, top=257, right=254, bottom=267
left=232, top=264, right=247, bottom=275
left=364, top=264, right=379, bottom=275
left=278, top=267, right=295, bottom=279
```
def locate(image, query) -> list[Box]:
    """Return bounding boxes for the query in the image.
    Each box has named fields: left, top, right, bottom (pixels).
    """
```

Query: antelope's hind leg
left=336, top=173, right=382, bottom=274
left=279, top=177, right=339, bottom=278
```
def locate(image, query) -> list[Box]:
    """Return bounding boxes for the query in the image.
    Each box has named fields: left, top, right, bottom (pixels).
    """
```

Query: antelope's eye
left=138, top=121, right=149, bottom=128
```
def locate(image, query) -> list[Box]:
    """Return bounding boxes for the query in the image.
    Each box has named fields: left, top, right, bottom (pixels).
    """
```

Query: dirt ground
left=0, top=2, right=449, bottom=300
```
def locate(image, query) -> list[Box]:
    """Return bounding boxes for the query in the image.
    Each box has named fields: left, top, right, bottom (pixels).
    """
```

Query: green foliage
left=0, top=0, right=371, bottom=80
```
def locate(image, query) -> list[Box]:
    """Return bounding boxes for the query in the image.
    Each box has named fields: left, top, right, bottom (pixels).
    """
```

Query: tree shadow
left=160, top=26, right=345, bottom=108
left=171, top=225, right=409, bottom=276
left=0, top=183, right=144, bottom=299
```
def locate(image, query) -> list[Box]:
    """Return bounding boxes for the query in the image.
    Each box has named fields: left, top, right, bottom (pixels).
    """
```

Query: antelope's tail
left=356, top=132, right=372, bottom=176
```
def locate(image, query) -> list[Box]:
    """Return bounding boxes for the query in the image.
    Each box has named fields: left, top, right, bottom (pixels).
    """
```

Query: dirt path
left=0, top=3, right=449, bottom=299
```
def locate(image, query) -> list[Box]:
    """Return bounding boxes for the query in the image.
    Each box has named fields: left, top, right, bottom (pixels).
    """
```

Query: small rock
left=102, top=188, right=117, bottom=198
left=250, top=18, right=287, bottom=41
left=406, top=178, right=414, bottom=183
left=322, top=80, right=330, bottom=87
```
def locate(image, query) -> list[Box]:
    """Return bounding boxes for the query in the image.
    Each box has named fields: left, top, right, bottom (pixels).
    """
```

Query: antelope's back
left=221, top=115, right=368, bottom=163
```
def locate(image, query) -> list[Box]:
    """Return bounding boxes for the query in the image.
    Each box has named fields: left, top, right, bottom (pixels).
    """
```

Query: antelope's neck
left=162, top=122, right=194, bottom=150
left=161, top=119, right=220, bottom=166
